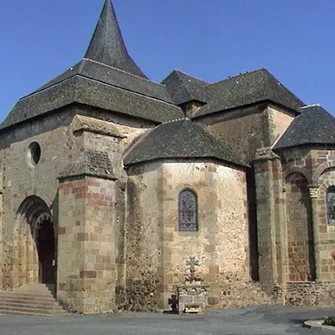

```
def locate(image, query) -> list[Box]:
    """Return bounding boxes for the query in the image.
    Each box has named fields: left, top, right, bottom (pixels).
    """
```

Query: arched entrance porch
left=17, top=196, right=57, bottom=286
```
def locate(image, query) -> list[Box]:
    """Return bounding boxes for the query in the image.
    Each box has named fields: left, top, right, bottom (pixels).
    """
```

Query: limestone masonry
left=1, top=0, right=335, bottom=314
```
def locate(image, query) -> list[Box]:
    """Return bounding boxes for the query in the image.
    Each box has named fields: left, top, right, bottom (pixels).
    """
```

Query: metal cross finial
left=186, top=256, right=199, bottom=279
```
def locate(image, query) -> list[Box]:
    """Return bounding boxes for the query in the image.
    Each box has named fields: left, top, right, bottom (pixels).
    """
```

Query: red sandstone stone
left=58, top=227, right=66, bottom=234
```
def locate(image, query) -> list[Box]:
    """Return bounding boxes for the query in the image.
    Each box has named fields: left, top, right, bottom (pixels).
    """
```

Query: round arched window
left=27, top=142, right=41, bottom=166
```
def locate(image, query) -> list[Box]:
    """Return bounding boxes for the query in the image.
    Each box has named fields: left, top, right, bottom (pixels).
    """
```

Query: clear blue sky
left=1, top=0, right=335, bottom=122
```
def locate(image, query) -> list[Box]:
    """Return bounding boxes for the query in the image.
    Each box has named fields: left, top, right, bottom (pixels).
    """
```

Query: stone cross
left=186, top=256, right=199, bottom=279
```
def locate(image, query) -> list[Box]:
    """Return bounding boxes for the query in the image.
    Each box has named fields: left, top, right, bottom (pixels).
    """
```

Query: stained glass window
left=178, top=189, right=198, bottom=231
left=327, top=186, right=335, bottom=225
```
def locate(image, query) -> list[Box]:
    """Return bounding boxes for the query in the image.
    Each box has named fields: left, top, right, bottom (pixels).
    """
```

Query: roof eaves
left=193, top=98, right=301, bottom=120
left=124, top=155, right=249, bottom=169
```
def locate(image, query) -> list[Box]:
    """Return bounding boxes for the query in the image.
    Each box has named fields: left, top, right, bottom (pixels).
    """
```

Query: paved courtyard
left=0, top=305, right=335, bottom=335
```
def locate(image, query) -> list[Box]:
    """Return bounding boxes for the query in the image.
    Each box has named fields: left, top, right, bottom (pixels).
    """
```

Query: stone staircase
left=0, top=284, right=67, bottom=316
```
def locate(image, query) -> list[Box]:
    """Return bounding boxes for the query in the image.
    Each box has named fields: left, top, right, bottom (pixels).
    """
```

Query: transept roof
left=192, top=69, right=304, bottom=118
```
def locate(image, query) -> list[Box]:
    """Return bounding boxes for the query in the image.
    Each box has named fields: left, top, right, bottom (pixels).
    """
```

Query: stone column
left=308, top=185, right=321, bottom=281
left=254, top=148, right=279, bottom=292
left=272, top=158, right=288, bottom=291
left=254, top=147, right=287, bottom=300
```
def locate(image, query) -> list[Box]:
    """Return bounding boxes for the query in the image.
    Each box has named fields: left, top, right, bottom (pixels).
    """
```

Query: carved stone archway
left=17, top=196, right=56, bottom=286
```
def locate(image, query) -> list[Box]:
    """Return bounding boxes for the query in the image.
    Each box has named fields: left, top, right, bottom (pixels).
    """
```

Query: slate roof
left=124, top=118, right=248, bottom=167
left=1, top=1, right=308, bottom=132
left=274, top=104, right=335, bottom=149
left=193, top=69, right=304, bottom=118
left=162, top=70, right=209, bottom=105
left=35, top=59, right=173, bottom=103
left=58, top=150, right=116, bottom=180
left=1, top=76, right=182, bottom=128
left=85, top=0, right=147, bottom=79
left=0, top=0, right=182, bottom=130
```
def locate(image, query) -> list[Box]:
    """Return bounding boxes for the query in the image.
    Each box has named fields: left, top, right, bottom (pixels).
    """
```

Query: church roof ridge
left=82, top=58, right=166, bottom=87
left=171, top=69, right=209, bottom=83
left=211, top=67, right=268, bottom=85
left=84, top=0, right=147, bottom=79
left=161, top=117, right=188, bottom=125
left=300, top=103, right=320, bottom=109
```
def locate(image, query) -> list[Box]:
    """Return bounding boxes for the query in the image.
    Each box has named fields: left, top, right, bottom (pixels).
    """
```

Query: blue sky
left=1, top=0, right=335, bottom=122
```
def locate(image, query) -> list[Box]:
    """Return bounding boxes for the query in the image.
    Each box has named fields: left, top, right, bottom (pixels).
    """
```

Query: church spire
left=84, top=0, right=147, bottom=79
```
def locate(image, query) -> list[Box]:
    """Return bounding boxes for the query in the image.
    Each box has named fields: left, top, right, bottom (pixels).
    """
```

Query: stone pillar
left=308, top=185, right=321, bottom=281
left=254, top=147, right=285, bottom=294
left=57, top=174, right=117, bottom=314
left=272, top=158, right=288, bottom=290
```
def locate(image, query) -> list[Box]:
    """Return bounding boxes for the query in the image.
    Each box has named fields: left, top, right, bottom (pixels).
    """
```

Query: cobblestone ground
left=1, top=305, right=335, bottom=335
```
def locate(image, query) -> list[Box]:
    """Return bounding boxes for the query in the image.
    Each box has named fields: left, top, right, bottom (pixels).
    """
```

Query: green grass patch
left=323, top=316, right=335, bottom=326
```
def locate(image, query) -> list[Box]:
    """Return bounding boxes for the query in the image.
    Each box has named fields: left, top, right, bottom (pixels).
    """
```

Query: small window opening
left=27, top=142, right=41, bottom=166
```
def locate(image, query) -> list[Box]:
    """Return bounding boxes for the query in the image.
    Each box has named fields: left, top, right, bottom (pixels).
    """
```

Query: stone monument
left=176, top=257, right=209, bottom=314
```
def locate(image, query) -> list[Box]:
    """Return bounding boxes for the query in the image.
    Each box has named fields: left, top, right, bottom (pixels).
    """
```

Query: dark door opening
left=37, top=220, right=55, bottom=284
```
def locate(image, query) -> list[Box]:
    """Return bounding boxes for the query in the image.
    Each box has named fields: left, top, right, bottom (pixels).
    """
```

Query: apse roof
left=124, top=118, right=248, bottom=167
left=274, top=104, right=335, bottom=149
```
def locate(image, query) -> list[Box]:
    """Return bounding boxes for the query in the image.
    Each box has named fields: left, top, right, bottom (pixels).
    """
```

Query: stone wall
left=76, top=106, right=154, bottom=148
left=198, top=105, right=267, bottom=164
left=124, top=160, right=259, bottom=310
left=196, top=103, right=295, bottom=164
left=125, top=162, right=164, bottom=311
left=278, top=147, right=335, bottom=282
left=267, top=106, right=294, bottom=145
left=0, top=105, right=152, bottom=305
left=161, top=160, right=250, bottom=308
left=286, top=281, right=335, bottom=307
left=0, top=110, right=78, bottom=289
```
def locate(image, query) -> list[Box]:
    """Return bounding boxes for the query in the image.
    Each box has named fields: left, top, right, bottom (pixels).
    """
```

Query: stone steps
left=0, top=284, right=67, bottom=316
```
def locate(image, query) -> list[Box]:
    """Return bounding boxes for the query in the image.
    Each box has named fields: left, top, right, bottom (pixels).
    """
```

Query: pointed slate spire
left=84, top=0, right=147, bottom=78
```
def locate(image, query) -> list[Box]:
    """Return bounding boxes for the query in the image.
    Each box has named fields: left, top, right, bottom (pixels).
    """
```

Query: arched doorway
left=17, top=196, right=57, bottom=286
left=35, top=219, right=56, bottom=284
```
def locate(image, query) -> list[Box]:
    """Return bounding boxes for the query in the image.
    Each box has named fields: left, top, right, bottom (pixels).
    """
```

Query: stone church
left=1, top=0, right=335, bottom=314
